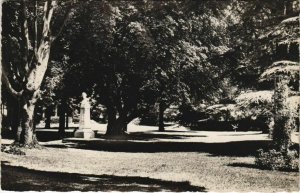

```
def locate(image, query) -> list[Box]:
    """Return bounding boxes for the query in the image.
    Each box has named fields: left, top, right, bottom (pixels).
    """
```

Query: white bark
left=26, top=0, right=56, bottom=92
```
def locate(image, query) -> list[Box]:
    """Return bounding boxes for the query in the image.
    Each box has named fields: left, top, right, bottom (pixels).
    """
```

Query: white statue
left=79, top=92, right=91, bottom=130
left=75, top=92, right=95, bottom=139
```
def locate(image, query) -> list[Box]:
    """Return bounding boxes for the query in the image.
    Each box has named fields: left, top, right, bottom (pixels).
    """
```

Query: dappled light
left=1, top=0, right=299, bottom=191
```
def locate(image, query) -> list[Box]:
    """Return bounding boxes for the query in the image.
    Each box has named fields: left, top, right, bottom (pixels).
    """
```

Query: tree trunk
left=58, top=111, right=66, bottom=139
left=58, top=101, right=67, bottom=138
left=107, top=117, right=127, bottom=136
left=7, top=98, right=21, bottom=140
left=106, top=108, right=128, bottom=136
left=23, top=103, right=35, bottom=145
left=158, top=103, right=166, bottom=132
left=3, top=0, right=72, bottom=148
left=273, top=76, right=292, bottom=152
left=66, top=113, right=69, bottom=129
left=13, top=97, right=39, bottom=147
left=45, top=106, right=51, bottom=128
left=123, top=124, right=128, bottom=132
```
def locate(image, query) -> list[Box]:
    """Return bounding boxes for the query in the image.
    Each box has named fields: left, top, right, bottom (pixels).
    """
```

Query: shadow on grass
left=141, top=129, right=198, bottom=133
left=1, top=162, right=205, bottom=192
left=59, top=139, right=272, bottom=157
left=3, top=128, right=199, bottom=142
left=218, top=133, right=263, bottom=137
left=116, top=132, right=207, bottom=141
left=2, top=129, right=75, bottom=142
left=36, top=127, right=77, bottom=142
left=227, top=162, right=299, bottom=172
left=227, top=162, right=261, bottom=170
left=3, top=128, right=277, bottom=157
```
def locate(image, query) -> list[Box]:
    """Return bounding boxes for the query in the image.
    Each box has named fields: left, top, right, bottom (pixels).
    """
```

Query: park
left=1, top=0, right=299, bottom=192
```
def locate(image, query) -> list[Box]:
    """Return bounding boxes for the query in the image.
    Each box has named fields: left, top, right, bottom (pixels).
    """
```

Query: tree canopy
left=2, top=0, right=299, bottom=143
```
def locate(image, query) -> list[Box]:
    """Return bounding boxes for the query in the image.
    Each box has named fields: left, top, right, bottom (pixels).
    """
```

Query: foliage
left=228, top=0, right=300, bottom=89
left=205, top=90, right=274, bottom=122
left=55, top=0, right=236, bottom=134
left=2, top=0, right=78, bottom=145
left=1, top=145, right=26, bottom=155
left=259, top=60, right=299, bottom=82
left=255, top=149, right=299, bottom=171
left=287, top=96, right=300, bottom=117
left=205, top=86, right=299, bottom=133
left=206, top=104, right=238, bottom=121
left=234, top=90, right=274, bottom=119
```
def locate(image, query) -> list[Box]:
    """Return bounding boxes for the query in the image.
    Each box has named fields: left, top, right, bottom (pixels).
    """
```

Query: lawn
left=1, top=124, right=299, bottom=192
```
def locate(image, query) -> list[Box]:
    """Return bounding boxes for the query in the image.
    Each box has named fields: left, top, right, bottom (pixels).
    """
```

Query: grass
left=1, top=124, right=299, bottom=192
left=2, top=164, right=204, bottom=192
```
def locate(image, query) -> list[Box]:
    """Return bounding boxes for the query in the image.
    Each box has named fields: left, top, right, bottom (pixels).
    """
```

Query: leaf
left=259, top=61, right=299, bottom=81
left=235, top=90, right=273, bottom=104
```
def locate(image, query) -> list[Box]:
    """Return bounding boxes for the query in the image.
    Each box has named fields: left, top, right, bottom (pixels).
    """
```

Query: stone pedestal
left=74, top=129, right=95, bottom=139
left=74, top=92, right=95, bottom=139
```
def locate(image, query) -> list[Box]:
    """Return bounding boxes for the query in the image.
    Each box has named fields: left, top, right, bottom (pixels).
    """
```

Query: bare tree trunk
left=45, top=106, right=51, bottom=128
left=18, top=97, right=39, bottom=147
left=58, top=101, right=66, bottom=138
left=106, top=107, right=116, bottom=135
left=23, top=106, right=34, bottom=145
left=66, top=113, right=69, bottom=129
left=58, top=112, right=66, bottom=139
left=123, top=124, right=127, bottom=132
left=158, top=103, right=166, bottom=132
left=6, top=98, right=21, bottom=140
left=106, top=107, right=129, bottom=136
left=108, top=117, right=127, bottom=136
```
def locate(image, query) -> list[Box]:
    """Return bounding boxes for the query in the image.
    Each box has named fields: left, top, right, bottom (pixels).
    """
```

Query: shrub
left=255, top=148, right=299, bottom=171
left=1, top=145, right=26, bottom=155
left=139, top=112, right=158, bottom=126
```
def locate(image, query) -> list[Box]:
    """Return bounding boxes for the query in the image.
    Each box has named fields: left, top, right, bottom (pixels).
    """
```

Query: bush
left=139, top=112, right=158, bottom=126
left=255, top=149, right=299, bottom=171
left=1, top=145, right=26, bottom=155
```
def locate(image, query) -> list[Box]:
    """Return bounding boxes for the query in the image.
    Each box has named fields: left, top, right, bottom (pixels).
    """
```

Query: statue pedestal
left=74, top=129, right=95, bottom=139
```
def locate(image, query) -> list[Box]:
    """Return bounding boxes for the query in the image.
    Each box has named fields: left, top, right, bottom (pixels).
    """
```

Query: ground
left=1, top=123, right=299, bottom=192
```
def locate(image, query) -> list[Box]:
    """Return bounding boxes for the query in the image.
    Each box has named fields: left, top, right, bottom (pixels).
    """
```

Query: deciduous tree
left=2, top=0, right=77, bottom=147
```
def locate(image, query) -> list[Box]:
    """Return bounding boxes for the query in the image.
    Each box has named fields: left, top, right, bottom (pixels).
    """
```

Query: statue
left=74, top=92, right=95, bottom=139
left=79, top=92, right=91, bottom=129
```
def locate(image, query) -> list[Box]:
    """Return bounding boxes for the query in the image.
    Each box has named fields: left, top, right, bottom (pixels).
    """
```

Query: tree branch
left=21, top=0, right=32, bottom=67
left=40, top=0, right=55, bottom=41
left=2, top=68, right=24, bottom=97
left=33, top=0, right=38, bottom=54
left=35, top=0, right=55, bottom=63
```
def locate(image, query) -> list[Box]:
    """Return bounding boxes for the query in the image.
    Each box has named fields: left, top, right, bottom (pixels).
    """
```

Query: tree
left=62, top=1, right=235, bottom=135
left=2, top=0, right=77, bottom=147
left=229, top=0, right=299, bottom=150
left=257, top=1, right=299, bottom=152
